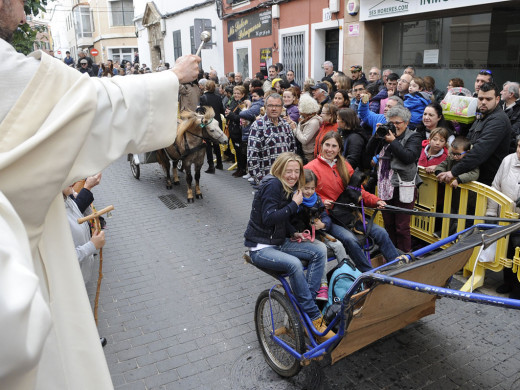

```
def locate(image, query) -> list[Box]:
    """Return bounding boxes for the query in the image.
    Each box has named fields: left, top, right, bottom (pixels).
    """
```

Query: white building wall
left=133, top=1, right=224, bottom=77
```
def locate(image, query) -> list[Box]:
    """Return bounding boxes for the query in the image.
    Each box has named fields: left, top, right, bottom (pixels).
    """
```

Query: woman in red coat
left=305, top=131, right=399, bottom=271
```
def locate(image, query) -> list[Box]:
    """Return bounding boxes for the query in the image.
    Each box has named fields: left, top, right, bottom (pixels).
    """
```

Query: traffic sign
left=57, top=50, right=61, bottom=55
left=91, top=48, right=99, bottom=56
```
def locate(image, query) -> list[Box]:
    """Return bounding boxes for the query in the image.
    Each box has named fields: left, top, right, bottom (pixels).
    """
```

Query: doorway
left=325, top=29, right=339, bottom=72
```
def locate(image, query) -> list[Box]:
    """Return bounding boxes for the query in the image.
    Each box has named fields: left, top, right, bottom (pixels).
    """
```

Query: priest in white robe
left=0, top=1, right=201, bottom=388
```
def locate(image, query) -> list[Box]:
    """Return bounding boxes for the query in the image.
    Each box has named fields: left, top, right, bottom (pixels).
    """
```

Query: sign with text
left=227, top=10, right=272, bottom=42
left=360, top=0, right=512, bottom=21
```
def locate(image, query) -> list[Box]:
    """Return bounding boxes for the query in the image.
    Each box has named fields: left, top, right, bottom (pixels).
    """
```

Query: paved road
left=89, top=156, right=520, bottom=390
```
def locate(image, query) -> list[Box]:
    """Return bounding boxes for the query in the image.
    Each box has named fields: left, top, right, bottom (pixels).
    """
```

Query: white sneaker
left=248, top=177, right=255, bottom=183
left=242, top=173, right=251, bottom=179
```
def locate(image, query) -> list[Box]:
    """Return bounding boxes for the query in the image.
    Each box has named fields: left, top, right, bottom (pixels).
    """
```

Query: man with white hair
left=368, top=66, right=383, bottom=91
left=321, top=60, right=334, bottom=88
left=382, top=69, right=393, bottom=84
left=500, top=81, right=520, bottom=140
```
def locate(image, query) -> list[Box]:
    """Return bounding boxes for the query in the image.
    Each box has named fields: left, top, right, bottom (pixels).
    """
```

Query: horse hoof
left=187, top=198, right=194, bottom=203
left=196, top=194, right=203, bottom=199
left=174, top=181, right=180, bottom=186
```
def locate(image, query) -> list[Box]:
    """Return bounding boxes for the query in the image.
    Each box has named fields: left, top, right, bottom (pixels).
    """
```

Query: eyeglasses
left=479, top=69, right=492, bottom=75
left=449, top=151, right=466, bottom=157
left=266, top=104, right=283, bottom=108
left=369, top=72, right=379, bottom=75
left=388, top=121, right=404, bottom=126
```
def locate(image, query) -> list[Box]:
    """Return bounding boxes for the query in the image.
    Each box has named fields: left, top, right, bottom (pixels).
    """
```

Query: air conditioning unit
left=329, top=0, right=340, bottom=14
left=272, top=4, right=280, bottom=19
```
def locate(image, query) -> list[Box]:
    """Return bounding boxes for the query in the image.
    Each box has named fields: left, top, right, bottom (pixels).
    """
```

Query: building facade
left=349, top=0, right=520, bottom=91
left=220, top=0, right=345, bottom=86
left=49, top=0, right=137, bottom=65
left=134, top=1, right=225, bottom=75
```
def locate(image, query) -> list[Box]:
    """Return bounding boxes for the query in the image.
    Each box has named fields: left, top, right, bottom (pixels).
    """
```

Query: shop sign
left=227, top=10, right=272, bottom=42
left=360, top=0, right=513, bottom=21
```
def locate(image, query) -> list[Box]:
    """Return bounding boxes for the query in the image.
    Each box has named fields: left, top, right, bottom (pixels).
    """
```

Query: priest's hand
left=172, top=55, right=201, bottom=83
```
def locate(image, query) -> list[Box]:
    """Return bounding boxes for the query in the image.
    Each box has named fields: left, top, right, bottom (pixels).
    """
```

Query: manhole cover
left=158, top=194, right=187, bottom=210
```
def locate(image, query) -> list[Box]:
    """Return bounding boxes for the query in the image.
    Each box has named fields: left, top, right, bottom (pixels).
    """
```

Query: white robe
left=0, top=39, right=179, bottom=389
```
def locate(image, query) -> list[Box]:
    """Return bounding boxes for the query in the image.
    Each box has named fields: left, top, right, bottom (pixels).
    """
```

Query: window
left=190, top=26, right=196, bottom=55
left=110, top=0, right=134, bottom=26
left=73, top=6, right=93, bottom=38
left=109, top=47, right=136, bottom=64
left=173, top=30, right=182, bottom=60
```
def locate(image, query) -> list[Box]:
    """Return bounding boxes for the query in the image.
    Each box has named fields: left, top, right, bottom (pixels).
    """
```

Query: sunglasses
left=479, top=69, right=492, bottom=75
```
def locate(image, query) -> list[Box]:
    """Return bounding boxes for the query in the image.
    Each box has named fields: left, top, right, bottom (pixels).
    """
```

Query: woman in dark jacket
left=244, top=152, right=334, bottom=343
left=337, top=108, right=366, bottom=170
left=200, top=80, right=225, bottom=172
left=365, top=105, right=422, bottom=252
left=225, top=85, right=249, bottom=176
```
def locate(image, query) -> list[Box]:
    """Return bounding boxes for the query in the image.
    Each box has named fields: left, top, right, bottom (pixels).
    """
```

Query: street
left=89, top=156, right=520, bottom=390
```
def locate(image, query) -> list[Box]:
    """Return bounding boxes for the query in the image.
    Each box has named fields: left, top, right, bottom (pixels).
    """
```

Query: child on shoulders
left=404, top=77, right=431, bottom=130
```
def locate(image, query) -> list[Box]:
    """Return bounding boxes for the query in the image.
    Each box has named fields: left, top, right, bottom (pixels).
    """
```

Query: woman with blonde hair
left=288, top=94, right=322, bottom=163
left=335, top=74, right=352, bottom=92
left=244, top=152, right=334, bottom=343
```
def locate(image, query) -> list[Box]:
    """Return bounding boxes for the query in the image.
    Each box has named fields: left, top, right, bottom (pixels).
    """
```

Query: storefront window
left=382, top=7, right=519, bottom=91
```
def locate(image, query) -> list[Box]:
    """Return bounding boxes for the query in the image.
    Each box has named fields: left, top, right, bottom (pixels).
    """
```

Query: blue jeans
left=329, top=221, right=399, bottom=272
left=250, top=238, right=327, bottom=320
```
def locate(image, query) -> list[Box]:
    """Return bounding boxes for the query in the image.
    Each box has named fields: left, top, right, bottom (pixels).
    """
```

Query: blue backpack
left=323, top=259, right=363, bottom=324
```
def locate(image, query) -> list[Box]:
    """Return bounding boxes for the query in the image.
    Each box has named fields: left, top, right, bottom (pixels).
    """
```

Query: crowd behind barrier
left=67, top=53, right=520, bottom=297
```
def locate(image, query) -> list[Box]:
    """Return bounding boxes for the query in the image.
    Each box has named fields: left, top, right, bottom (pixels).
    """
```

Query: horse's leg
left=195, top=152, right=204, bottom=199
left=156, top=150, right=172, bottom=189
left=185, top=161, right=194, bottom=203
left=172, top=160, right=180, bottom=185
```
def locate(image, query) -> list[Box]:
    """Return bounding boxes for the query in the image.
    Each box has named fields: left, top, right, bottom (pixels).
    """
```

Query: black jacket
left=341, top=128, right=366, bottom=170
left=226, top=97, right=246, bottom=141
left=200, top=92, right=225, bottom=130
left=244, top=175, right=298, bottom=247
left=451, top=107, right=512, bottom=185
left=502, top=100, right=520, bottom=146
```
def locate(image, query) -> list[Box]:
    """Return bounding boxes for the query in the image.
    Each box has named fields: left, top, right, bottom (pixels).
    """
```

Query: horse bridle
left=164, top=118, right=214, bottom=160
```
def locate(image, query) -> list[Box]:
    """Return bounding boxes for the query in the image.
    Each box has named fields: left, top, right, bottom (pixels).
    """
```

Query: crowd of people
left=234, top=61, right=520, bottom=328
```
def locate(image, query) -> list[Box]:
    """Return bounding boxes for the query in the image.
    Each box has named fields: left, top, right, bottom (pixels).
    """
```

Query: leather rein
left=164, top=118, right=214, bottom=161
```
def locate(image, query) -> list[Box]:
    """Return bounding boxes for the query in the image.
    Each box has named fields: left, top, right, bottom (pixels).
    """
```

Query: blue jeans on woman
left=329, top=220, right=399, bottom=272
left=250, top=238, right=327, bottom=321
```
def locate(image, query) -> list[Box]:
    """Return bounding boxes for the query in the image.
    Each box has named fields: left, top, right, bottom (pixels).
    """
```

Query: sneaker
left=316, top=286, right=329, bottom=301
left=248, top=177, right=255, bottom=183
left=242, top=173, right=251, bottom=179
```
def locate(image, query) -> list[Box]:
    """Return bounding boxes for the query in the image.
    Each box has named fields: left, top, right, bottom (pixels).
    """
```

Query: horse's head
left=198, top=106, right=228, bottom=144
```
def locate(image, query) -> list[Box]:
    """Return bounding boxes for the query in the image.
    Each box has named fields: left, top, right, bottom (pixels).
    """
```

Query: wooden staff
left=78, top=204, right=114, bottom=325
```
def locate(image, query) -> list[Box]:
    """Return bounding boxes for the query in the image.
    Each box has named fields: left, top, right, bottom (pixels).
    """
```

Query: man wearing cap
left=78, top=58, right=94, bottom=77
left=0, top=1, right=200, bottom=387
left=350, top=65, right=367, bottom=83
left=310, top=82, right=331, bottom=113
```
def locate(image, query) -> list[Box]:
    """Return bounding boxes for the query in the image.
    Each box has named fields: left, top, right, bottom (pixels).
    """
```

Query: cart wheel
left=130, top=158, right=140, bottom=179
left=255, top=289, right=304, bottom=378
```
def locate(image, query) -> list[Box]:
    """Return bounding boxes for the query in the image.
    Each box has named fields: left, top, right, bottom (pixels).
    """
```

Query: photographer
left=365, top=106, right=422, bottom=252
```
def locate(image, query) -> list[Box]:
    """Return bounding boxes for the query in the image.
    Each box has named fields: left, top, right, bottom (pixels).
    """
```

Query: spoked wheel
left=130, top=156, right=140, bottom=179
left=255, top=289, right=305, bottom=377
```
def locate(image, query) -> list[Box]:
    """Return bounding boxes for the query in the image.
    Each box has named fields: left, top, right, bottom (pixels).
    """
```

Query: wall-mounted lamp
left=272, top=4, right=280, bottom=19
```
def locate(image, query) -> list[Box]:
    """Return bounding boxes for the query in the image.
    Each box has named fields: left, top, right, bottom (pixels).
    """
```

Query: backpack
left=322, top=258, right=363, bottom=328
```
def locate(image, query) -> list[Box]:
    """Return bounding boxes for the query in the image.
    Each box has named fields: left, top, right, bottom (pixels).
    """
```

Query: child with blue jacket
left=290, top=170, right=349, bottom=301
left=404, top=77, right=431, bottom=129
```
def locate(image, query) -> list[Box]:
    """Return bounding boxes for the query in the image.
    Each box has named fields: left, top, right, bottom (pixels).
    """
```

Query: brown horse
left=156, top=107, right=228, bottom=202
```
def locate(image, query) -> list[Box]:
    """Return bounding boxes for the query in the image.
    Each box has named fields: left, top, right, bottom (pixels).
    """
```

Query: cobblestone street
left=89, top=156, right=520, bottom=390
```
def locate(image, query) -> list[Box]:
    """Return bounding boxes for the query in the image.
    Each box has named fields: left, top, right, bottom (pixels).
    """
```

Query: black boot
left=205, top=166, right=215, bottom=174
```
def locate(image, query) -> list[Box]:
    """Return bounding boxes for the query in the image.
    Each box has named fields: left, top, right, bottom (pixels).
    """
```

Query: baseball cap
left=350, top=65, right=362, bottom=72
left=80, top=59, right=88, bottom=64
left=310, top=82, right=328, bottom=91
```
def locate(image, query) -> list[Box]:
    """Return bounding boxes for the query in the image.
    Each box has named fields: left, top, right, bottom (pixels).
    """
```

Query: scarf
left=301, top=192, right=318, bottom=208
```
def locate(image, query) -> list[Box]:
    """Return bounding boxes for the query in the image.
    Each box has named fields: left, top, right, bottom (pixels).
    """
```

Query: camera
left=376, top=122, right=397, bottom=138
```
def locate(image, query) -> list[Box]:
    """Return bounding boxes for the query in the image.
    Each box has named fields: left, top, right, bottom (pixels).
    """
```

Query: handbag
left=397, top=172, right=415, bottom=203
left=322, top=258, right=363, bottom=330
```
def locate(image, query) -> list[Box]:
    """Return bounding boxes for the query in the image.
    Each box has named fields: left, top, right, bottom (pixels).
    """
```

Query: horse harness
left=164, top=119, right=214, bottom=161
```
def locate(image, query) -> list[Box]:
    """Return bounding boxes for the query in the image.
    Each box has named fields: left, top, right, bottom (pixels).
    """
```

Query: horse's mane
left=176, top=106, right=215, bottom=144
